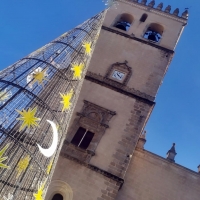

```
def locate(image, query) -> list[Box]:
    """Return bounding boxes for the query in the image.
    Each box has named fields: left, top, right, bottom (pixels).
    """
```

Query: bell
left=148, top=34, right=157, bottom=41
left=115, top=22, right=127, bottom=31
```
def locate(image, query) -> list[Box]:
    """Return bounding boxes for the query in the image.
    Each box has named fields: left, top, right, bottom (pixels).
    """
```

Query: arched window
left=140, top=13, right=148, bottom=22
left=46, top=180, right=73, bottom=200
left=143, top=23, right=164, bottom=43
left=114, top=13, right=134, bottom=31
left=52, top=194, right=63, bottom=200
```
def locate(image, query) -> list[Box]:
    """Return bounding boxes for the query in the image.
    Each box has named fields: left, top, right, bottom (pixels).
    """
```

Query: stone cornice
left=119, top=0, right=188, bottom=24
left=60, top=152, right=124, bottom=189
left=85, top=71, right=155, bottom=105
left=102, top=26, right=175, bottom=54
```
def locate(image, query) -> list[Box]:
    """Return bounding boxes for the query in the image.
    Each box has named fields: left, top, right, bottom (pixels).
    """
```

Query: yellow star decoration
left=60, top=89, right=74, bottom=112
left=16, top=107, right=41, bottom=131
left=0, top=144, right=10, bottom=169
left=0, top=89, right=12, bottom=104
left=16, top=155, right=30, bottom=178
left=32, top=69, right=48, bottom=85
left=71, top=63, right=84, bottom=80
left=46, top=159, right=53, bottom=175
left=33, top=180, right=46, bottom=200
left=82, top=42, right=92, bottom=55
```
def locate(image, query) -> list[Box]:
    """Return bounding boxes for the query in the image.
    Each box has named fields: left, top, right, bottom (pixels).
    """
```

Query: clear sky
left=0, top=0, right=199, bottom=171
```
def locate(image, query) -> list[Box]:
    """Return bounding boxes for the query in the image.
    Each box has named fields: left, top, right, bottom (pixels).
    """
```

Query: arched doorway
left=45, top=180, right=73, bottom=200
left=52, top=194, right=63, bottom=200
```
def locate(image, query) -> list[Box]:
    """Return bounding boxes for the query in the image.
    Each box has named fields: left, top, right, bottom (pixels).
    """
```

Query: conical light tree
left=0, top=10, right=106, bottom=200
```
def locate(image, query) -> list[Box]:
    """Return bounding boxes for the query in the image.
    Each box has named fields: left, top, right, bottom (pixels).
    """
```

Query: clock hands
left=116, top=71, right=123, bottom=79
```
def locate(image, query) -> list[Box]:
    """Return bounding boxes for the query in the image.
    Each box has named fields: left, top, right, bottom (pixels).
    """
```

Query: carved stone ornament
left=105, top=61, right=132, bottom=86
left=61, top=101, right=116, bottom=163
left=77, top=100, right=116, bottom=127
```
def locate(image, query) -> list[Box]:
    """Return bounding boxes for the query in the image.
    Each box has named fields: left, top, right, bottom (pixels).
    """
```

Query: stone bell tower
left=46, top=1, right=188, bottom=200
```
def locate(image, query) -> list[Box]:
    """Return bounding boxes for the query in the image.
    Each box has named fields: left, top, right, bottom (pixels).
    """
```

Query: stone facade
left=45, top=1, right=193, bottom=200
left=116, top=148, right=200, bottom=200
left=46, top=155, right=122, bottom=200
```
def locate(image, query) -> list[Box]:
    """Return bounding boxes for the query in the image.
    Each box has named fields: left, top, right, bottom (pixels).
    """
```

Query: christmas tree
left=0, top=10, right=106, bottom=200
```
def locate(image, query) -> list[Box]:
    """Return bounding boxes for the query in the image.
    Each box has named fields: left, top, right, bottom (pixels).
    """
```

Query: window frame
left=113, top=13, right=134, bottom=32
left=140, top=13, right=148, bottom=22
left=71, top=127, right=95, bottom=150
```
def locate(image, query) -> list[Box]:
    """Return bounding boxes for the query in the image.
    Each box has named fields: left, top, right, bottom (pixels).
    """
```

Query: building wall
left=104, top=0, right=186, bottom=50
left=47, top=1, right=189, bottom=200
left=116, top=148, right=200, bottom=200
left=88, top=28, right=173, bottom=98
left=61, top=80, right=153, bottom=178
left=46, top=155, right=121, bottom=200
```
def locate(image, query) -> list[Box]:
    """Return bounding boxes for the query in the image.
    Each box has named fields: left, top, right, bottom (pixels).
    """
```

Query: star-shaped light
left=82, top=42, right=92, bottom=55
left=16, top=155, right=30, bottom=178
left=71, top=63, right=84, bottom=80
left=3, top=193, right=13, bottom=200
left=0, top=144, right=10, bottom=169
left=32, top=68, right=48, bottom=86
left=60, top=89, right=74, bottom=112
left=16, top=107, right=41, bottom=131
left=33, top=180, right=46, bottom=200
left=46, top=159, right=53, bottom=175
left=0, top=89, right=12, bottom=104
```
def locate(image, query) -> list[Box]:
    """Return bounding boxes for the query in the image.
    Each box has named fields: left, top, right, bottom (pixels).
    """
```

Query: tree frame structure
left=0, top=10, right=106, bottom=200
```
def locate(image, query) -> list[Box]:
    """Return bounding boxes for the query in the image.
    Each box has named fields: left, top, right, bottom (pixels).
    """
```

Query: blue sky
left=0, top=0, right=199, bottom=171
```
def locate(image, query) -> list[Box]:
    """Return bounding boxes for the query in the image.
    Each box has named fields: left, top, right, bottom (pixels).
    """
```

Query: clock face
left=112, top=70, right=125, bottom=81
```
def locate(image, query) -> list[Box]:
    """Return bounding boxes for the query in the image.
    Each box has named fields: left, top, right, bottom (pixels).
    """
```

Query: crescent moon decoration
left=0, top=144, right=10, bottom=169
left=71, top=63, right=84, bottom=80
left=37, top=120, right=58, bottom=158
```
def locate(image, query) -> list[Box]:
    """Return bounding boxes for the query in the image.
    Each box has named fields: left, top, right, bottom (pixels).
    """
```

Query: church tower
left=47, top=1, right=188, bottom=200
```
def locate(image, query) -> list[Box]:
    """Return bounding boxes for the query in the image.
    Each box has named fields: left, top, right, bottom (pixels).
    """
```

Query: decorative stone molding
left=118, top=0, right=188, bottom=23
left=61, top=101, right=116, bottom=163
left=78, top=100, right=116, bottom=126
left=105, top=61, right=132, bottom=86
left=60, top=152, right=124, bottom=188
left=102, top=26, right=174, bottom=54
left=85, top=70, right=155, bottom=104
left=45, top=180, right=73, bottom=200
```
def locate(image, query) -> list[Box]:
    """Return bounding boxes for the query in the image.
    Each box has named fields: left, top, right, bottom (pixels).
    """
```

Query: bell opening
left=115, top=21, right=130, bottom=31
left=143, top=23, right=164, bottom=43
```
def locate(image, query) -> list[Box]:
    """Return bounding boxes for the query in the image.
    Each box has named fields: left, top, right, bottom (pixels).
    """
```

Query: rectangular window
left=71, top=127, right=94, bottom=150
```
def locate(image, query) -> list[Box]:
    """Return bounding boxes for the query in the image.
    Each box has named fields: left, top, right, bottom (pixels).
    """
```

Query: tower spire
left=0, top=10, right=106, bottom=199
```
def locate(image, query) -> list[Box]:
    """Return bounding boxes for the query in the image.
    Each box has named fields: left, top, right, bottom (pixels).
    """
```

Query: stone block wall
left=46, top=155, right=123, bottom=200
left=107, top=99, right=153, bottom=178
left=116, top=148, right=200, bottom=200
